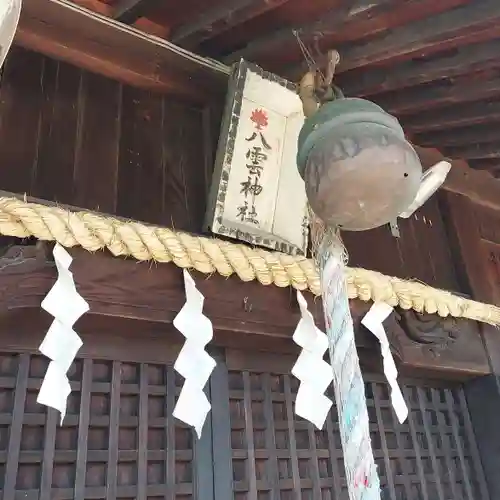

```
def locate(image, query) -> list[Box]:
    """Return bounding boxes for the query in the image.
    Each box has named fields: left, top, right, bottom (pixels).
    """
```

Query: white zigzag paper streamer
left=292, top=291, right=333, bottom=429
left=361, top=303, right=408, bottom=424
left=37, top=244, right=89, bottom=424
left=173, top=270, right=216, bottom=438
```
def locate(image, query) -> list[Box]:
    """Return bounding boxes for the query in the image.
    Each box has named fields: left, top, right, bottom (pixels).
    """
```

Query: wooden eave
left=16, top=0, right=229, bottom=103
left=19, top=0, right=500, bottom=178
left=12, top=0, right=500, bottom=213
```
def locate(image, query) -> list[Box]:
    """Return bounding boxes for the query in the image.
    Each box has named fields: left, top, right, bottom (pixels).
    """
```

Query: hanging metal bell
left=296, top=97, right=422, bottom=231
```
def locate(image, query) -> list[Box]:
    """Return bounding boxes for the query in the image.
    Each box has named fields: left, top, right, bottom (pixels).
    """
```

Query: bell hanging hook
left=324, top=49, right=340, bottom=88
left=297, top=47, right=341, bottom=118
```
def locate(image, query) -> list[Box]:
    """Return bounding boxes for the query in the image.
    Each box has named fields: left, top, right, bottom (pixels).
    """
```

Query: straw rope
left=0, top=196, right=499, bottom=325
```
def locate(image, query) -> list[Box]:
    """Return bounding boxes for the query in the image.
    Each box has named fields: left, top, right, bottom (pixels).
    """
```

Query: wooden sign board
left=0, top=0, right=22, bottom=68
left=205, top=60, right=309, bottom=255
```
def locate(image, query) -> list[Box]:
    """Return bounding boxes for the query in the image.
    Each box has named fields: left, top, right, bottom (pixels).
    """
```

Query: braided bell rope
left=0, top=196, right=499, bottom=325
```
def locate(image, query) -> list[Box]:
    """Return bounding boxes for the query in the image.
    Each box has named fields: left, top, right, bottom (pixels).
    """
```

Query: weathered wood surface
left=375, top=72, right=500, bottom=116
left=0, top=48, right=476, bottom=296
left=341, top=38, right=500, bottom=98
left=15, top=0, right=229, bottom=102
left=112, top=0, right=161, bottom=24
left=0, top=46, right=224, bottom=233
left=0, top=243, right=489, bottom=379
left=442, top=186, right=500, bottom=499
left=14, top=0, right=500, bottom=181
left=0, top=336, right=487, bottom=499
left=286, top=0, right=500, bottom=77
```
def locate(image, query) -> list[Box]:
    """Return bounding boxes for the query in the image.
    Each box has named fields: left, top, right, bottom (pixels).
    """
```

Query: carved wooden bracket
left=380, top=308, right=488, bottom=376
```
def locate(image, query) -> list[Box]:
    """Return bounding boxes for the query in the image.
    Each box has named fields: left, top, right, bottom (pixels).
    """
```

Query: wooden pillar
left=443, top=191, right=500, bottom=499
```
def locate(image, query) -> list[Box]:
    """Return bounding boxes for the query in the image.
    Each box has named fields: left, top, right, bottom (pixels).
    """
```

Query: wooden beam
left=403, top=100, right=500, bottom=133
left=288, top=0, right=500, bottom=77
left=468, top=158, right=500, bottom=170
left=171, top=0, right=255, bottom=45
left=0, top=243, right=489, bottom=377
left=15, top=0, right=230, bottom=102
left=415, top=123, right=500, bottom=148
left=224, top=0, right=391, bottom=64
left=113, top=0, right=160, bottom=24
left=374, top=74, right=500, bottom=116
left=171, top=0, right=291, bottom=50
left=340, top=38, right=500, bottom=97
left=415, top=147, right=500, bottom=212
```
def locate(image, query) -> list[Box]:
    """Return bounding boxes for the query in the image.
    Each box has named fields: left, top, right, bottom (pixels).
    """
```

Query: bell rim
left=296, top=99, right=405, bottom=178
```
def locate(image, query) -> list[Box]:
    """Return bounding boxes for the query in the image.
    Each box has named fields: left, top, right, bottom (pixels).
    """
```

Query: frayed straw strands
left=0, top=196, right=498, bottom=325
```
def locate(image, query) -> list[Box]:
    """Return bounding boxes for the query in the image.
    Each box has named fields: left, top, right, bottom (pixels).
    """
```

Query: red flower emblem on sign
left=250, top=108, right=268, bottom=130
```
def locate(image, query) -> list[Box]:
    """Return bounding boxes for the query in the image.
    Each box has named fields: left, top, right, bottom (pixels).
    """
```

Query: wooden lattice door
left=213, top=350, right=489, bottom=500
left=0, top=349, right=213, bottom=500
left=0, top=342, right=489, bottom=500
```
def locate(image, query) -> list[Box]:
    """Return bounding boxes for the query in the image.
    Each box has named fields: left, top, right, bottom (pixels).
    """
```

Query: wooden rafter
left=224, top=0, right=391, bottom=64
left=15, top=0, right=229, bottom=102
left=403, top=100, right=500, bottom=133
left=171, top=0, right=291, bottom=50
left=286, top=0, right=500, bottom=77
left=340, top=38, right=500, bottom=97
left=468, top=158, right=500, bottom=171
left=415, top=124, right=500, bottom=148
left=113, top=0, right=159, bottom=24
left=445, top=143, right=500, bottom=161
left=374, top=74, right=500, bottom=115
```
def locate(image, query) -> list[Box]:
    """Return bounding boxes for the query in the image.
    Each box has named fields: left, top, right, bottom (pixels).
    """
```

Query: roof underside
left=28, top=0, right=500, bottom=176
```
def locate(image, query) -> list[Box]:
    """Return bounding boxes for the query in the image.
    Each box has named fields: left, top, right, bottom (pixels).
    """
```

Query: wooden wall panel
left=34, top=57, right=82, bottom=204
left=0, top=47, right=221, bottom=233
left=73, top=72, right=122, bottom=214
left=0, top=47, right=45, bottom=194
left=117, top=86, right=166, bottom=224
left=0, top=47, right=462, bottom=292
left=342, top=194, right=460, bottom=292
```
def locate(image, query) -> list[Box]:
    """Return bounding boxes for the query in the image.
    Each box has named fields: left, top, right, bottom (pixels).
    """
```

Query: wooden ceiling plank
left=15, top=0, right=230, bottom=103
left=223, top=0, right=391, bottom=64
left=415, top=124, right=500, bottom=148
left=340, top=38, right=500, bottom=97
left=285, top=0, right=500, bottom=78
left=403, top=101, right=500, bottom=133
left=340, top=0, right=500, bottom=71
left=113, top=0, right=160, bottom=24
left=374, top=75, right=500, bottom=116
left=171, top=0, right=290, bottom=49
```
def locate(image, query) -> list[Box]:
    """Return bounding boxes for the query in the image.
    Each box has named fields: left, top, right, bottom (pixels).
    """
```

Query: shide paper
left=37, top=244, right=89, bottom=423
left=173, top=270, right=216, bottom=438
left=292, top=291, right=333, bottom=429
left=362, top=303, right=408, bottom=424
left=37, top=362, right=72, bottom=421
